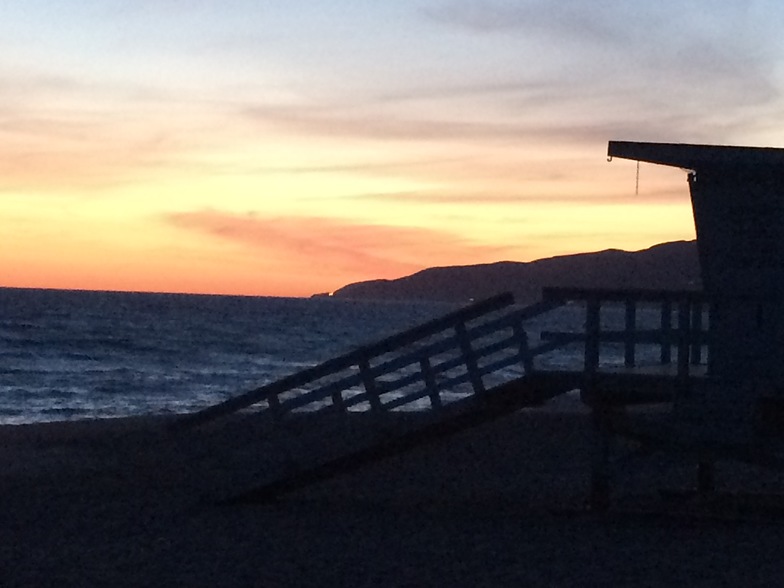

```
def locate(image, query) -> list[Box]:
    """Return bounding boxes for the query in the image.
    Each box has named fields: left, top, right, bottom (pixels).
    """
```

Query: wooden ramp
left=174, top=287, right=711, bottom=506
left=220, top=372, right=574, bottom=504
left=173, top=292, right=579, bottom=503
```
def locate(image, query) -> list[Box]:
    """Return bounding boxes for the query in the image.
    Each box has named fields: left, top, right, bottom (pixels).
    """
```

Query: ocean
left=0, top=288, right=459, bottom=424
left=0, top=287, right=671, bottom=425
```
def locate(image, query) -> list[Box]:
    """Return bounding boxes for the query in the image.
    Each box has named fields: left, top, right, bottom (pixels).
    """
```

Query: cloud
left=241, top=100, right=691, bottom=150
left=420, top=1, right=781, bottom=136
left=424, top=0, right=630, bottom=42
left=4, top=1, right=782, bottom=200
left=242, top=103, right=535, bottom=143
left=369, top=79, right=565, bottom=106
left=226, top=155, right=476, bottom=177
left=424, top=1, right=772, bottom=55
left=0, top=66, right=229, bottom=192
left=0, top=121, right=179, bottom=192
left=238, top=61, right=779, bottom=152
left=165, top=209, right=512, bottom=279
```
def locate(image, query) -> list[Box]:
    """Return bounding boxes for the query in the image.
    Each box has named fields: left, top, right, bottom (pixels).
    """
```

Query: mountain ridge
left=328, top=240, right=700, bottom=304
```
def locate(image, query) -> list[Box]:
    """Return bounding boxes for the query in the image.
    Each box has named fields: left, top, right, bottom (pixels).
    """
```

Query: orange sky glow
left=3, top=2, right=781, bottom=297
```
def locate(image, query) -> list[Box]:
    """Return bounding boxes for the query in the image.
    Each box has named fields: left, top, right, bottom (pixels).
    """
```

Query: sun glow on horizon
left=4, top=1, right=778, bottom=297
left=1, top=146, right=699, bottom=297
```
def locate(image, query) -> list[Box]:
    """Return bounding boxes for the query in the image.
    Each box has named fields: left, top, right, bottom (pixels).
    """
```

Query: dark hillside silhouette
left=331, top=240, right=699, bottom=304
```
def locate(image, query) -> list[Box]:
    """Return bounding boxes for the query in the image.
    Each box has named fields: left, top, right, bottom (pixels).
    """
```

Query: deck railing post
left=267, top=392, right=283, bottom=422
left=331, top=391, right=345, bottom=414
left=624, top=298, right=636, bottom=367
left=660, top=300, right=672, bottom=364
left=331, top=386, right=346, bottom=415
left=455, top=321, right=486, bottom=395
left=585, top=297, right=601, bottom=374
left=513, top=322, right=534, bottom=374
left=419, top=356, right=442, bottom=412
left=690, top=302, right=703, bottom=365
left=358, top=357, right=383, bottom=413
left=677, top=301, right=690, bottom=374
left=676, top=300, right=691, bottom=402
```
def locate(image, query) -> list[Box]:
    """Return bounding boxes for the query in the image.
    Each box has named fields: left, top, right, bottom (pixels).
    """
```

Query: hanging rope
left=635, top=160, right=640, bottom=195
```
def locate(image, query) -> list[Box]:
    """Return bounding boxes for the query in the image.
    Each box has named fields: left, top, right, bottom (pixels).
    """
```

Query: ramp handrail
left=173, top=287, right=713, bottom=431
left=174, top=292, right=565, bottom=429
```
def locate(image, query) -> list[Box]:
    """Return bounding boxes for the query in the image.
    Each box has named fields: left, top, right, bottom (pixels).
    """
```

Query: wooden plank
left=284, top=372, right=363, bottom=413
left=363, top=365, right=447, bottom=403
left=469, top=332, right=518, bottom=361
left=380, top=352, right=533, bottom=412
left=379, top=386, right=438, bottom=412
left=540, top=329, right=709, bottom=346
left=528, top=338, right=579, bottom=357
left=329, top=341, right=527, bottom=413
left=359, top=332, right=458, bottom=380
left=478, top=353, right=525, bottom=380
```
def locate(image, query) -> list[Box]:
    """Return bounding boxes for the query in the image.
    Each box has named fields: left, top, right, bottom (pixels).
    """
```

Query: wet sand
left=2, top=411, right=784, bottom=586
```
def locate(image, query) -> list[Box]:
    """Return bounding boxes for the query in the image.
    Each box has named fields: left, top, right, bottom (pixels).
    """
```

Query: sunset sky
left=3, top=1, right=784, bottom=297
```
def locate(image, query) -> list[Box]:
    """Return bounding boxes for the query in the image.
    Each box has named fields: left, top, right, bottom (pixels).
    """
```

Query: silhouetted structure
left=178, top=141, right=784, bottom=513
left=609, top=141, right=784, bottom=437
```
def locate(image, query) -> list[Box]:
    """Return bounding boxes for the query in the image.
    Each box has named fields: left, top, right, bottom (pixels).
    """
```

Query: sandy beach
left=2, top=410, right=784, bottom=586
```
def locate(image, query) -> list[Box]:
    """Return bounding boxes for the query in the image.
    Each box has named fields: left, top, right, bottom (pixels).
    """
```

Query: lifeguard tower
left=608, top=141, right=784, bottom=441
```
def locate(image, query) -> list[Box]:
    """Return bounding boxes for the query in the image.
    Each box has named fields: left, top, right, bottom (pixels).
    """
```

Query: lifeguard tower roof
left=608, top=140, right=784, bottom=169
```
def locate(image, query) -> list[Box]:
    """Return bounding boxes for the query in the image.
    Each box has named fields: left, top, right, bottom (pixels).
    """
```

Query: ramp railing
left=175, top=287, right=711, bottom=433
left=539, top=287, right=709, bottom=376
left=174, top=293, right=563, bottom=430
